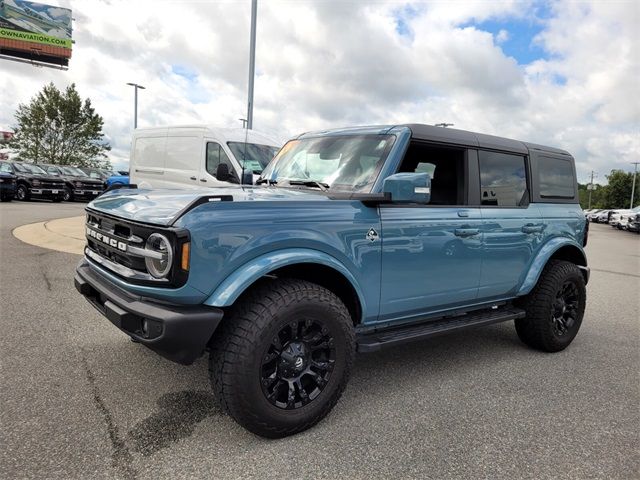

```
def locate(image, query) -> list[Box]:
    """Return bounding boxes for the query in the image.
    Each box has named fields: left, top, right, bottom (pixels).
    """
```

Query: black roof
left=402, top=124, right=571, bottom=157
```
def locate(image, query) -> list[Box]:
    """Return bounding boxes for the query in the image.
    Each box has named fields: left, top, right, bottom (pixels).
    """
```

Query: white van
left=130, top=125, right=282, bottom=189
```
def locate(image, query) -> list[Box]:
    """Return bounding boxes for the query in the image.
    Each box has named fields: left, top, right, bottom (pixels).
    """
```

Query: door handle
left=190, top=176, right=197, bottom=181
left=522, top=224, right=544, bottom=234
left=200, top=178, right=207, bottom=182
left=454, top=228, right=479, bottom=237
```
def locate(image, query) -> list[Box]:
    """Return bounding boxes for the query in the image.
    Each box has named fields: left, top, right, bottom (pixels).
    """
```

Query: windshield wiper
left=287, top=180, right=329, bottom=191
left=255, top=178, right=277, bottom=185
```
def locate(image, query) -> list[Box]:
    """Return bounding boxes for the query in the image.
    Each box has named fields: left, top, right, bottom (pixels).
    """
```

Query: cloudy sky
left=1, top=0, right=638, bottom=182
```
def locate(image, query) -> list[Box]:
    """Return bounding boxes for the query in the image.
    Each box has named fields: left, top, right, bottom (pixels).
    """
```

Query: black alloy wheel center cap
left=279, top=341, right=308, bottom=377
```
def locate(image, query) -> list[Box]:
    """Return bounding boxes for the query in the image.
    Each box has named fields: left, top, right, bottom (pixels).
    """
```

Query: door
left=201, top=141, right=239, bottom=187
left=476, top=150, right=544, bottom=299
left=378, top=144, right=482, bottom=322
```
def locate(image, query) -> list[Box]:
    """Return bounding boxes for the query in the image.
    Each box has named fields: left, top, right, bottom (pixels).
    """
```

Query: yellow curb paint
left=13, top=215, right=85, bottom=255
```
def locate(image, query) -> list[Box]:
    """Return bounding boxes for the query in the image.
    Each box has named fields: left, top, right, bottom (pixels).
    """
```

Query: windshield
left=62, top=166, right=87, bottom=176
left=259, top=134, right=395, bottom=192
left=227, top=142, right=279, bottom=174
left=14, top=163, right=47, bottom=175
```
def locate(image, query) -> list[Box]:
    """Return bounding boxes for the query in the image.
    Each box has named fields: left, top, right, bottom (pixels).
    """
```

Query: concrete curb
left=13, top=215, right=85, bottom=255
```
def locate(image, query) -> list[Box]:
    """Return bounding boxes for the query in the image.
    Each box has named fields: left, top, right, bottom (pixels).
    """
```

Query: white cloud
left=496, top=29, right=510, bottom=44
left=0, top=0, right=637, bottom=182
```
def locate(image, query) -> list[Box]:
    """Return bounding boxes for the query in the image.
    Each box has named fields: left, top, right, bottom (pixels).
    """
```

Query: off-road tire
left=209, top=278, right=355, bottom=438
left=515, top=260, right=586, bottom=352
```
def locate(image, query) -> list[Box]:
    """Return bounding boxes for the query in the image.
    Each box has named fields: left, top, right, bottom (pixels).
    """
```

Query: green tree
left=578, top=183, right=606, bottom=209
left=10, top=83, right=111, bottom=167
left=604, top=169, right=639, bottom=209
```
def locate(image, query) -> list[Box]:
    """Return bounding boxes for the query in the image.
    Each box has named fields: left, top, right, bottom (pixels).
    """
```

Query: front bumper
left=0, top=183, right=16, bottom=196
left=75, top=259, right=223, bottom=365
left=627, top=221, right=640, bottom=232
left=73, top=188, right=103, bottom=198
left=31, top=188, right=64, bottom=198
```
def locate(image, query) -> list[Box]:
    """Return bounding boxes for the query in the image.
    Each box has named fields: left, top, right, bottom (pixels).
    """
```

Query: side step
left=357, top=307, right=526, bottom=353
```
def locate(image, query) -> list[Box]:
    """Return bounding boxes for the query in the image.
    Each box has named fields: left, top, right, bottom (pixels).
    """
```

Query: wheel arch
left=203, top=249, right=366, bottom=325
left=518, top=239, right=588, bottom=296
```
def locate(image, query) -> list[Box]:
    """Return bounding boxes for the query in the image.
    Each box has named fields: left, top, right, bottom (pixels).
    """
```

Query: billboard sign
left=0, top=0, right=72, bottom=67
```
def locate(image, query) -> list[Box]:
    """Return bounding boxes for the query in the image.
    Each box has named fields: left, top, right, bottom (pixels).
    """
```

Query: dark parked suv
left=7, top=162, right=65, bottom=202
left=38, top=164, right=104, bottom=201
left=0, top=161, right=17, bottom=201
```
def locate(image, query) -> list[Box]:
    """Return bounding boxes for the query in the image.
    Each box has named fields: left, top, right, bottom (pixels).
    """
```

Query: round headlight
left=144, top=233, right=173, bottom=278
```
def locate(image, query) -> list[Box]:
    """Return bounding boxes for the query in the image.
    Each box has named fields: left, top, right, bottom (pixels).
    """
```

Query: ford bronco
left=75, top=124, right=589, bottom=438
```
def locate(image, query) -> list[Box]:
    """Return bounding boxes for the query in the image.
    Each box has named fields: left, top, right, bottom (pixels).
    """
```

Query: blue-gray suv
left=75, top=124, right=589, bottom=438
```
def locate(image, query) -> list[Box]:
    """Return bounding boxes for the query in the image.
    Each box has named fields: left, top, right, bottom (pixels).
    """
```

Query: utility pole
left=126, top=83, right=146, bottom=129
left=588, top=170, right=597, bottom=209
left=246, top=0, right=257, bottom=130
left=631, top=162, right=639, bottom=208
left=238, top=118, right=248, bottom=129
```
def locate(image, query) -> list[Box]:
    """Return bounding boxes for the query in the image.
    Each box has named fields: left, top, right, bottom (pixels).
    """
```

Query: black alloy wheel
left=551, top=280, right=579, bottom=336
left=63, top=187, right=72, bottom=202
left=260, top=318, right=336, bottom=410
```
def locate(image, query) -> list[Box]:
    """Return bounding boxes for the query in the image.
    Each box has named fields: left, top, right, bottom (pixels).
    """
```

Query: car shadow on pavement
left=127, top=390, right=221, bottom=456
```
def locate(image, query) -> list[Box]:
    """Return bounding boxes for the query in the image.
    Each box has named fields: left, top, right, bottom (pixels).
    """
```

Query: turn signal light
left=181, top=242, right=190, bottom=271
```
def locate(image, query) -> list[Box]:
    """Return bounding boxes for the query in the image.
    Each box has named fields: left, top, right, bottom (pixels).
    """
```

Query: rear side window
left=478, top=151, right=527, bottom=207
left=206, top=142, right=232, bottom=177
left=538, top=157, right=575, bottom=198
left=134, top=137, right=166, bottom=169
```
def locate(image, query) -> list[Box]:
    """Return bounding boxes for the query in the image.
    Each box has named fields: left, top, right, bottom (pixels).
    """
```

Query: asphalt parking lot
left=1, top=202, right=638, bottom=479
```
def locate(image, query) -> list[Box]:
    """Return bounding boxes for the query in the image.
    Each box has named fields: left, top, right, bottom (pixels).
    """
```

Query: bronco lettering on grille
left=86, top=227, right=127, bottom=252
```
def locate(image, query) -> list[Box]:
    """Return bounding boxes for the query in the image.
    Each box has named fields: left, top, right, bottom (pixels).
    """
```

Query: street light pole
left=631, top=162, right=639, bottom=208
left=246, top=0, right=257, bottom=130
left=588, top=170, right=597, bottom=210
left=126, top=82, right=146, bottom=129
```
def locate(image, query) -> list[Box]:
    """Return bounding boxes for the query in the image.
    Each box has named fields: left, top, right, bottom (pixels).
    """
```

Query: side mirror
left=382, top=172, right=431, bottom=204
left=216, top=163, right=230, bottom=181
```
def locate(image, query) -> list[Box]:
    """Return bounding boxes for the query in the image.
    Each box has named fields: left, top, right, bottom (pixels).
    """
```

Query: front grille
left=79, top=181, right=102, bottom=189
left=40, top=180, right=65, bottom=188
left=85, top=210, right=190, bottom=288
left=86, top=212, right=147, bottom=272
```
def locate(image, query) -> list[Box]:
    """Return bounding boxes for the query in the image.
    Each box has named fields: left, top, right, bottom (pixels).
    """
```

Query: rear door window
left=478, top=151, right=527, bottom=207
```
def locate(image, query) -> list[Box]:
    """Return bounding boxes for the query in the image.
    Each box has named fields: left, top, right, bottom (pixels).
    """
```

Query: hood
left=71, top=176, right=103, bottom=184
left=87, top=186, right=329, bottom=226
